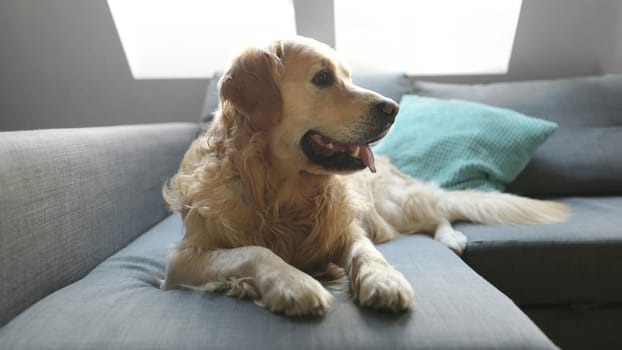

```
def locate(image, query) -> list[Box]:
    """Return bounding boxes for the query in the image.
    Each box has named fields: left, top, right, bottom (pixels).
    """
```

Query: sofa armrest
left=0, top=123, right=198, bottom=326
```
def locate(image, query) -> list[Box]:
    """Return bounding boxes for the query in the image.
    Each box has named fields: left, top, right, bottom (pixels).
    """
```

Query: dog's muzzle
left=300, top=99, right=399, bottom=173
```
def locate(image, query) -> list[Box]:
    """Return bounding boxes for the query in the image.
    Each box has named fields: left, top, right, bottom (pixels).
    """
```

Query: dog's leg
left=162, top=245, right=333, bottom=316
left=433, top=219, right=467, bottom=255
left=342, top=224, right=414, bottom=312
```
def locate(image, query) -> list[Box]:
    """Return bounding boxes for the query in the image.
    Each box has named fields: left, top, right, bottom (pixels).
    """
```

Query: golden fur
left=161, top=36, right=569, bottom=316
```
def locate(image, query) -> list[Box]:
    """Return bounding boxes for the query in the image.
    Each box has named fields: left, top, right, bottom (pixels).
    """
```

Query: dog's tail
left=443, top=190, right=570, bottom=225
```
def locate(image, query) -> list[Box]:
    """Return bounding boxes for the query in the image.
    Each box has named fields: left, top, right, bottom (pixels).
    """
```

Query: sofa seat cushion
left=459, top=196, right=622, bottom=305
left=0, top=215, right=557, bottom=350
left=413, top=75, right=622, bottom=196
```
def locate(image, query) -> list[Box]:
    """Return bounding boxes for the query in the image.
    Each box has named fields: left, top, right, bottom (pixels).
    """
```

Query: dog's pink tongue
left=359, top=144, right=376, bottom=173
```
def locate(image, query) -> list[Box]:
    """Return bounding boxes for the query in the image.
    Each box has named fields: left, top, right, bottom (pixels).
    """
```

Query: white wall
left=294, top=0, right=335, bottom=47
left=508, top=0, right=621, bottom=80
left=0, top=0, right=207, bottom=131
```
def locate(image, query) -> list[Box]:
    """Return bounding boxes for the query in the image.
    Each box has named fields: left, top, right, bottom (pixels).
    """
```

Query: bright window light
left=107, top=0, right=296, bottom=79
left=334, top=0, right=523, bottom=75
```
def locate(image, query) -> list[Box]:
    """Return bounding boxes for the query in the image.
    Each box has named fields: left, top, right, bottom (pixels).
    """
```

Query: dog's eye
left=312, top=70, right=333, bottom=88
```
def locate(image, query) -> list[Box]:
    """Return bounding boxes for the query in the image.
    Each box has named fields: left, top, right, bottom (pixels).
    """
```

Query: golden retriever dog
left=161, top=36, right=569, bottom=316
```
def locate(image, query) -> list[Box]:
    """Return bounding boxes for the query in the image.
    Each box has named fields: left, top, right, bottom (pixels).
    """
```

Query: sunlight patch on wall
left=334, top=0, right=523, bottom=75
left=107, top=0, right=296, bottom=79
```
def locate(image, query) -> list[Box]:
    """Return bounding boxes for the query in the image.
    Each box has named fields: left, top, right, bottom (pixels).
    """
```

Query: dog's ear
left=218, top=45, right=283, bottom=131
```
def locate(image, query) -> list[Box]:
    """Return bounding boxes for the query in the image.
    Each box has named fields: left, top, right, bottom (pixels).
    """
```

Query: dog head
left=218, top=36, right=398, bottom=175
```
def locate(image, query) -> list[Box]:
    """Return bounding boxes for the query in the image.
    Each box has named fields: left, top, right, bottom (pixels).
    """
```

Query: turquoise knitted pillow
left=373, top=95, right=558, bottom=192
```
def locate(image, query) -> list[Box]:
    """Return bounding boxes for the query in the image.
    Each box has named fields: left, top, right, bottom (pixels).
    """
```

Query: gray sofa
left=1, top=74, right=621, bottom=350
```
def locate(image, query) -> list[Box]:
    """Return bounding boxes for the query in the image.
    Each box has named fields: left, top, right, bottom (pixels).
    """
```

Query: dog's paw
left=258, top=272, right=333, bottom=316
left=435, top=225, right=467, bottom=255
left=354, top=265, right=414, bottom=312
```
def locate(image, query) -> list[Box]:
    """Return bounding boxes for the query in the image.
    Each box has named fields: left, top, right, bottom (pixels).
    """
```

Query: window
left=334, top=0, right=523, bottom=75
left=107, top=0, right=296, bottom=79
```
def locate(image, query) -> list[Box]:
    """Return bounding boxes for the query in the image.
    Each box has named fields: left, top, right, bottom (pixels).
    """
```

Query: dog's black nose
left=373, top=99, right=399, bottom=124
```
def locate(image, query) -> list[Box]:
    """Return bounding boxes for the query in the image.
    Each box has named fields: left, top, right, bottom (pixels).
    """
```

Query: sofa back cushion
left=413, top=75, right=622, bottom=196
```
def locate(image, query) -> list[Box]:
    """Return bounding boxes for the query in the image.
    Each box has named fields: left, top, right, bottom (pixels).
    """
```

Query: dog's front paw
left=434, top=222, right=467, bottom=255
left=258, top=271, right=333, bottom=316
left=436, top=228, right=467, bottom=255
left=353, top=265, right=414, bottom=312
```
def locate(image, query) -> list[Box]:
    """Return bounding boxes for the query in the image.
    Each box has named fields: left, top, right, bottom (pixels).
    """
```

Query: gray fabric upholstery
left=352, top=73, right=415, bottom=103
left=413, top=75, right=622, bottom=196
left=199, top=73, right=221, bottom=129
left=0, top=123, right=198, bottom=326
left=200, top=72, right=414, bottom=130
left=525, top=305, right=622, bottom=350
left=459, top=196, right=622, bottom=305
left=0, top=215, right=557, bottom=350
